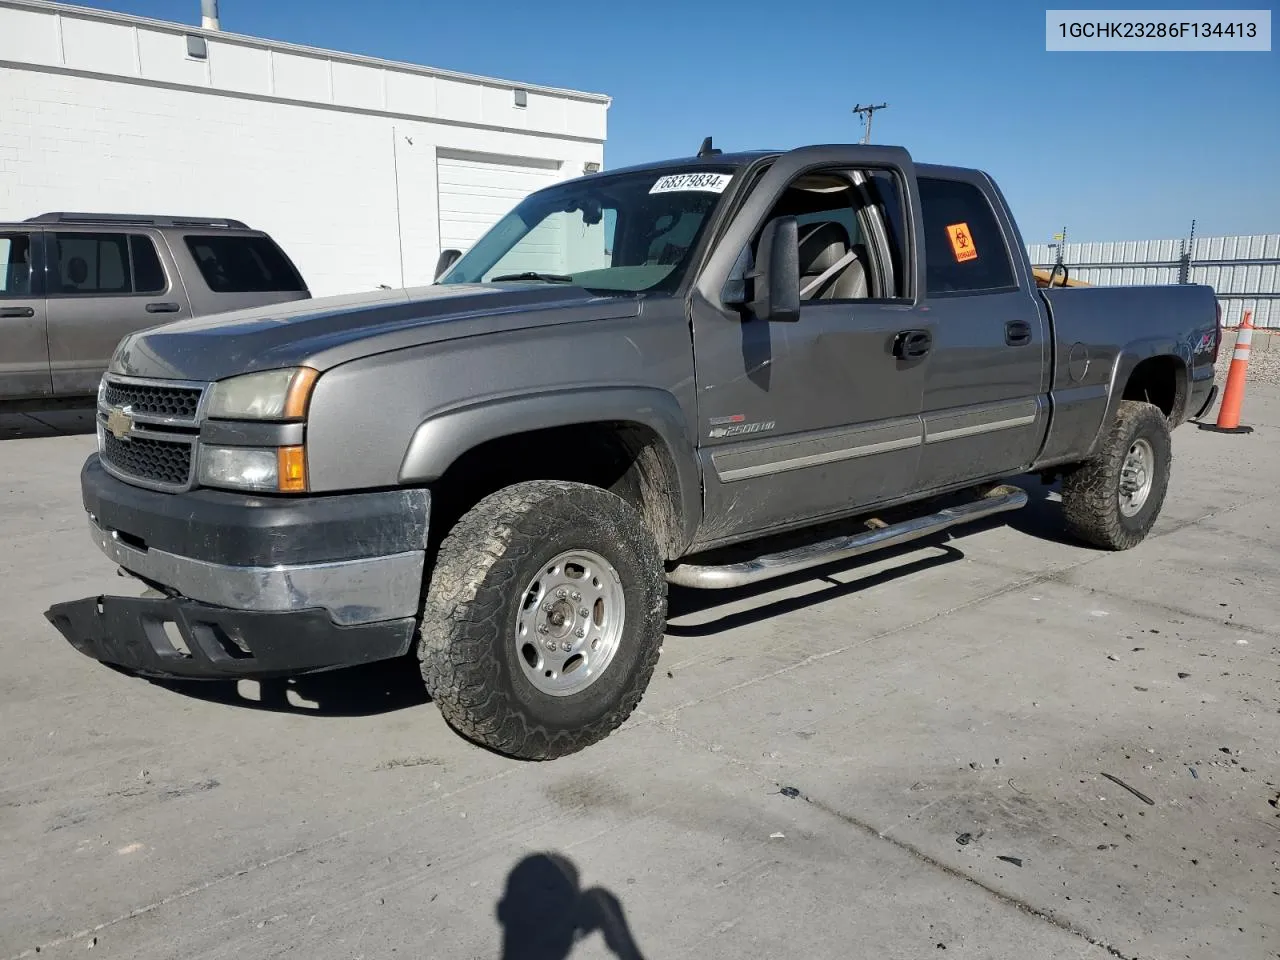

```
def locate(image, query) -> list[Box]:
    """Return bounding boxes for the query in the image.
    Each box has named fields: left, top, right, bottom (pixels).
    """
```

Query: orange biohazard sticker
left=946, top=222, right=978, bottom=262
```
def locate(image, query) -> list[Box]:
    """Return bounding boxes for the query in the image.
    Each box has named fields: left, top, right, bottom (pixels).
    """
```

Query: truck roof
left=571, top=148, right=984, bottom=188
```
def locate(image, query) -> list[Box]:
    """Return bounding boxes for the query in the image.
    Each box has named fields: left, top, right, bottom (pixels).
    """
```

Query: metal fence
left=1027, top=233, right=1280, bottom=328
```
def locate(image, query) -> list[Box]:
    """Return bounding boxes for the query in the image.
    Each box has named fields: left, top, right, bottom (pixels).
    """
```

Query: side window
left=0, top=233, right=33, bottom=298
left=51, top=232, right=131, bottom=295
left=918, top=177, right=1016, bottom=295
left=749, top=172, right=908, bottom=302
left=184, top=235, right=306, bottom=293
left=130, top=235, right=168, bottom=294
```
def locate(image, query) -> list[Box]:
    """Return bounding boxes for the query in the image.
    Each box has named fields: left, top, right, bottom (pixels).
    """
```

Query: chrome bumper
left=89, top=517, right=425, bottom=626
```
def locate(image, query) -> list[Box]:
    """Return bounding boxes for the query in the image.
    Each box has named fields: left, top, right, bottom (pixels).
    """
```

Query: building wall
left=0, top=1, right=608, bottom=297
left=1028, top=234, right=1280, bottom=328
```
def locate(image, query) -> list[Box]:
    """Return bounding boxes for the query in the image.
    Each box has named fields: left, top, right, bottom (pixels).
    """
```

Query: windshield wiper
left=489, top=272, right=574, bottom=284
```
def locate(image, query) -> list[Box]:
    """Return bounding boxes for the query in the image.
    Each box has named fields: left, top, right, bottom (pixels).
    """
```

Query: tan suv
left=0, top=212, right=310, bottom=404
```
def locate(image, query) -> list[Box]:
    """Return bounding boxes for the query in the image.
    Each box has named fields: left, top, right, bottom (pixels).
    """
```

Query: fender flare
left=397, top=386, right=703, bottom=547
left=1087, top=338, right=1191, bottom=457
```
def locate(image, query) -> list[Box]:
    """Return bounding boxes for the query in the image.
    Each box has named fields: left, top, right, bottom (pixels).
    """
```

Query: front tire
left=418, top=480, right=667, bottom=760
left=1061, top=400, right=1172, bottom=550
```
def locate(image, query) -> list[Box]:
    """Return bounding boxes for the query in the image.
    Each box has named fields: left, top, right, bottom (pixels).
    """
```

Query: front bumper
left=47, top=455, right=430, bottom=679
left=45, top=595, right=416, bottom=680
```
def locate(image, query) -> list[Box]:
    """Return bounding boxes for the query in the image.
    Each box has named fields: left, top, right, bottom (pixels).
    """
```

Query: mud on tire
left=417, top=480, right=667, bottom=760
left=1061, top=400, right=1172, bottom=551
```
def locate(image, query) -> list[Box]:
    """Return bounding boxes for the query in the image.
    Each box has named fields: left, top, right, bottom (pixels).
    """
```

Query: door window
left=48, top=232, right=173, bottom=297
left=50, top=233, right=132, bottom=295
left=130, top=235, right=169, bottom=294
left=0, top=233, right=33, bottom=297
left=751, top=170, right=907, bottom=301
left=918, top=177, right=1017, bottom=295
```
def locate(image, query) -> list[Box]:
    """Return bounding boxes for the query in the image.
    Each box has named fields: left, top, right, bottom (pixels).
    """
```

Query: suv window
left=184, top=235, right=305, bottom=293
left=48, top=232, right=171, bottom=296
left=0, top=233, right=33, bottom=297
left=918, top=177, right=1016, bottom=295
left=130, top=235, right=168, bottom=294
left=51, top=232, right=131, bottom=295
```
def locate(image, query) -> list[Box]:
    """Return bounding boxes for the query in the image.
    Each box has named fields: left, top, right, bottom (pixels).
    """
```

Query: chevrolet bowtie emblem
left=106, top=405, right=134, bottom=441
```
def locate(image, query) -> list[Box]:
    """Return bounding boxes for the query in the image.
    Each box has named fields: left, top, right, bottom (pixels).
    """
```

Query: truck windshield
left=437, top=167, right=738, bottom=295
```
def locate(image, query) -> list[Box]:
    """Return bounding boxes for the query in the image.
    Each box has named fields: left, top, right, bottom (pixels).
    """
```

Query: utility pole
left=852, top=103, right=889, bottom=144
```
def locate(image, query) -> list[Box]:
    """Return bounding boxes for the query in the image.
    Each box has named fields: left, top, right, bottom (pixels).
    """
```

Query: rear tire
left=1061, top=400, right=1172, bottom=550
left=418, top=480, right=667, bottom=760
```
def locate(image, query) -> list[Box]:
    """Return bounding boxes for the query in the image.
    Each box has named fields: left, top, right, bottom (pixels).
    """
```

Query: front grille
left=101, top=431, right=193, bottom=487
left=102, top=380, right=203, bottom=420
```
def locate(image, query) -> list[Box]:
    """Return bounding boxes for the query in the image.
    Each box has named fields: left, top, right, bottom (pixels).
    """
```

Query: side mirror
left=747, top=217, right=800, bottom=323
left=434, top=248, right=462, bottom=281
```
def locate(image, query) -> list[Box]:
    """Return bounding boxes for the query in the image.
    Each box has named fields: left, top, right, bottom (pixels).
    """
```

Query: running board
left=666, top=483, right=1029, bottom=590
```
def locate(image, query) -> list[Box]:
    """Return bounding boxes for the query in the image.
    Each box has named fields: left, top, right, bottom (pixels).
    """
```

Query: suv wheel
left=1061, top=400, right=1172, bottom=550
left=418, top=480, right=667, bottom=760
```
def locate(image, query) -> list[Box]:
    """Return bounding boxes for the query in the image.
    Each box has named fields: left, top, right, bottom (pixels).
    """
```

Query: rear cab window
left=917, top=177, right=1017, bottom=296
left=184, top=234, right=306, bottom=293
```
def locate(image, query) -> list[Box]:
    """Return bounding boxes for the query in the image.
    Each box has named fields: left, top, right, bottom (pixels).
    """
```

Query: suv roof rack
left=24, top=212, right=252, bottom=229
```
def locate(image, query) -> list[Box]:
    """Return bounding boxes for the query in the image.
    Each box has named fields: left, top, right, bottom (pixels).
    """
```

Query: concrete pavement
left=1, top=388, right=1277, bottom=960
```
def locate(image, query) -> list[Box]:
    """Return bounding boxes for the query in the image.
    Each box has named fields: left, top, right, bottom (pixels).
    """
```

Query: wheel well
left=426, top=422, right=687, bottom=561
left=1122, top=355, right=1186, bottom=422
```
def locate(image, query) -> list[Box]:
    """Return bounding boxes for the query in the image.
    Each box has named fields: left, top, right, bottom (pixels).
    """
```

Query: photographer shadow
left=497, top=853, right=646, bottom=960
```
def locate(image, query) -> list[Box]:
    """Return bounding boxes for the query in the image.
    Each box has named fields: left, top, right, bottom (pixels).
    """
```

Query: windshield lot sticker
left=946, top=222, right=978, bottom=262
left=650, top=172, right=733, bottom=194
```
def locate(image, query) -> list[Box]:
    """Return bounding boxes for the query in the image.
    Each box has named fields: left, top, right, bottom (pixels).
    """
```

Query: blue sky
left=75, top=0, right=1278, bottom=244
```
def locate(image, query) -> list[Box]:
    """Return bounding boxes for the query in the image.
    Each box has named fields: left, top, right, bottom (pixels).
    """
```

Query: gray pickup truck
left=46, top=142, right=1221, bottom=760
left=0, top=212, right=309, bottom=405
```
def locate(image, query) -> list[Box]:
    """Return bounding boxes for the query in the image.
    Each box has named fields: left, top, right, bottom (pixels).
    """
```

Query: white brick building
left=0, top=0, right=609, bottom=296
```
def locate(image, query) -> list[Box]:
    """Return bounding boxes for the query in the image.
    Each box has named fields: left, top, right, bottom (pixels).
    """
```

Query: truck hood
left=111, top=282, right=642, bottom=382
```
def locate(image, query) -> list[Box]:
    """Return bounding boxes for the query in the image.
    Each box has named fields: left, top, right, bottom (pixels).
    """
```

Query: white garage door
left=437, top=151, right=564, bottom=259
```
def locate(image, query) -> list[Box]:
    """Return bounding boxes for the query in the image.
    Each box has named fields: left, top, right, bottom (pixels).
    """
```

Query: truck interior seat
left=797, top=221, right=869, bottom=300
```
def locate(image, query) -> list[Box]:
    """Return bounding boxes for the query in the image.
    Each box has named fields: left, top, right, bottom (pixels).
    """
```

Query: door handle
left=892, top=329, right=932, bottom=360
left=0, top=306, right=35, bottom=318
left=1005, top=320, right=1033, bottom=346
left=146, top=302, right=181, bottom=314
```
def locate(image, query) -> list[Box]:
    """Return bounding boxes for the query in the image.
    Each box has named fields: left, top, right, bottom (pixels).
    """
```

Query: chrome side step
left=666, top=483, right=1029, bottom=590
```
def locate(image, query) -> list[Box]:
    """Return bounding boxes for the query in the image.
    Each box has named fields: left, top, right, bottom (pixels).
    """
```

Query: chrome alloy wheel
left=1118, top=437, right=1155, bottom=517
left=514, top=549, right=625, bottom=697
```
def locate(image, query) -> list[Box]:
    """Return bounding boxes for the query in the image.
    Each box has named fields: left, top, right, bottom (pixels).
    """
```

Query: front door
left=912, top=173, right=1049, bottom=491
left=688, top=147, right=933, bottom=549
left=44, top=230, right=191, bottom=396
left=0, top=229, right=51, bottom=401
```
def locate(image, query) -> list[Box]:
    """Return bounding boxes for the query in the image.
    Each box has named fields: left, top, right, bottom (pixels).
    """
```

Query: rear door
left=44, top=230, right=192, bottom=396
left=0, top=229, right=51, bottom=400
left=912, top=172, right=1050, bottom=490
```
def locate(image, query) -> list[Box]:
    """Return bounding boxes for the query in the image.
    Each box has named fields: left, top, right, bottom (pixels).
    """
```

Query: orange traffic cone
left=1205, top=310, right=1255, bottom=434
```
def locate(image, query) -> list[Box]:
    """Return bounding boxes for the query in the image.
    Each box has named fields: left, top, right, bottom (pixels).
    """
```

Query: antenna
left=851, top=103, right=888, bottom=144
left=697, top=136, right=721, bottom=158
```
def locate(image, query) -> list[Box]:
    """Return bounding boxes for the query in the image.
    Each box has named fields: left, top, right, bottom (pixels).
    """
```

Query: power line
left=852, top=103, right=888, bottom=144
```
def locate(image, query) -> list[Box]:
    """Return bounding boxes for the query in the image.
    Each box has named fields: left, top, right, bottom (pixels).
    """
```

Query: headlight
left=206, top=367, right=319, bottom=420
left=199, top=445, right=308, bottom=493
left=97, top=374, right=108, bottom=405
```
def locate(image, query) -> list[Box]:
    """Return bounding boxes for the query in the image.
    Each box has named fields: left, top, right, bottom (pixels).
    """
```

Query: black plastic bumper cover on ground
left=45, top=594, right=417, bottom=680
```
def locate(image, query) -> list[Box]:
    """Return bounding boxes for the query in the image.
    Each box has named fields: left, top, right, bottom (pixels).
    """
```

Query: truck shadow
left=666, top=474, right=1074, bottom=636
left=141, top=655, right=431, bottom=717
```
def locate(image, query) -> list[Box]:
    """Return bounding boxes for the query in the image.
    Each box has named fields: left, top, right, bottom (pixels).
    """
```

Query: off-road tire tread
left=1061, top=400, right=1171, bottom=551
left=418, top=480, right=666, bottom=760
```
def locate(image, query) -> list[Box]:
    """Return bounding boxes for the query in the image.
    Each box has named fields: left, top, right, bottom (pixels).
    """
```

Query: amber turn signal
left=277, top=445, right=308, bottom=492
